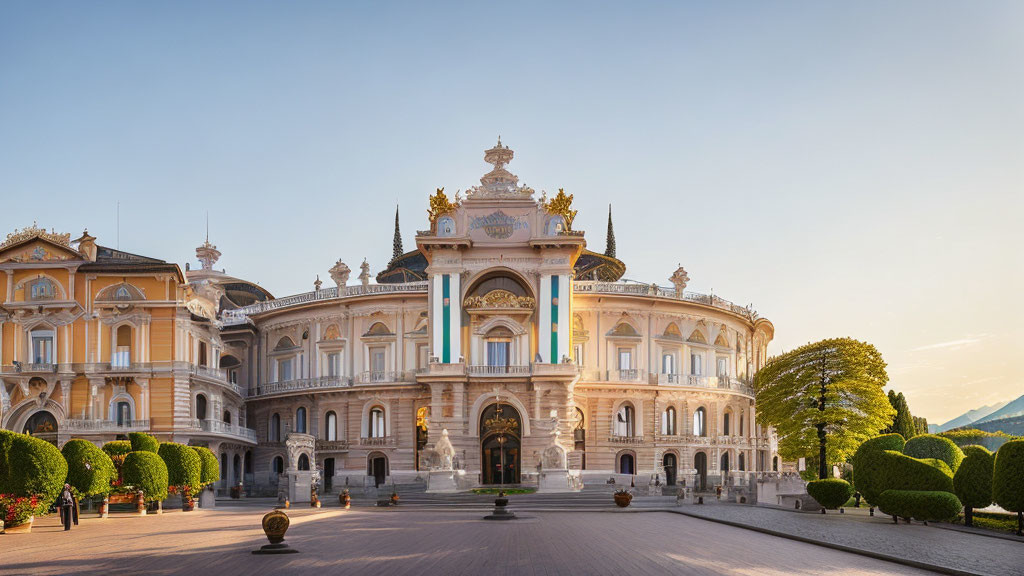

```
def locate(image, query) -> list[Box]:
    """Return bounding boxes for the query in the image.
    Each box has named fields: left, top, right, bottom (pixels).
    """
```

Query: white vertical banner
left=538, top=274, right=552, bottom=363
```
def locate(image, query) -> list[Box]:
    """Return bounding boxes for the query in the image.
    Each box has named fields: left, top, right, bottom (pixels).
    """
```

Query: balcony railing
left=315, top=440, right=351, bottom=451
left=189, top=365, right=243, bottom=396
left=607, top=435, right=645, bottom=445
left=467, top=365, right=531, bottom=376
left=359, top=437, right=396, bottom=447
left=1, top=363, right=59, bottom=374
left=572, top=280, right=758, bottom=321
left=355, top=371, right=411, bottom=384
left=196, top=419, right=258, bottom=443
left=605, top=369, right=646, bottom=382
left=230, top=281, right=429, bottom=318
left=253, top=376, right=352, bottom=398
left=64, top=419, right=151, bottom=432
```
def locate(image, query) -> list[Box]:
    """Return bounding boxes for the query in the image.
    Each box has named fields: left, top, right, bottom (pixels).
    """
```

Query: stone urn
left=181, top=491, right=195, bottom=512
left=390, top=492, right=400, bottom=505
left=136, top=491, right=148, bottom=515
left=613, top=491, right=633, bottom=508
left=99, top=496, right=109, bottom=518
left=2, top=516, right=33, bottom=534
left=252, top=509, right=299, bottom=555
left=339, top=490, right=351, bottom=509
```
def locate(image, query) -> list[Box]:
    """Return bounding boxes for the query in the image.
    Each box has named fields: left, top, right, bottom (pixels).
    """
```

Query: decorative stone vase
left=390, top=493, right=400, bottom=505
left=99, top=497, right=109, bottom=518
left=2, top=517, right=33, bottom=534
left=230, top=485, right=242, bottom=499
left=182, top=496, right=195, bottom=512
left=340, top=490, right=351, bottom=509
left=136, top=491, right=147, bottom=516
left=263, top=509, right=290, bottom=544
left=613, top=492, right=632, bottom=508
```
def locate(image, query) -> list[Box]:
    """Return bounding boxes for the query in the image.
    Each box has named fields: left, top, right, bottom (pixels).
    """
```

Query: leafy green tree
left=992, top=439, right=1024, bottom=536
left=755, top=338, right=893, bottom=479
left=892, top=393, right=916, bottom=440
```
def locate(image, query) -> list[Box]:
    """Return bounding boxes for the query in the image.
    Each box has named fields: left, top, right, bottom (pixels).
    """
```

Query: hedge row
left=807, top=478, right=853, bottom=510
left=61, top=439, right=117, bottom=498
left=877, top=490, right=962, bottom=522
left=0, top=430, right=68, bottom=515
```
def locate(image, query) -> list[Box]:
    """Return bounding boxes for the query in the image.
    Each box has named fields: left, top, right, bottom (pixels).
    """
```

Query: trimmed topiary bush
left=0, top=430, right=68, bottom=515
left=953, top=445, right=993, bottom=527
left=904, top=434, right=965, bottom=474
left=129, top=432, right=160, bottom=454
left=122, top=451, right=169, bottom=502
left=191, top=446, right=220, bottom=488
left=852, top=434, right=907, bottom=504
left=992, top=439, right=1024, bottom=536
left=873, top=450, right=954, bottom=494
left=877, top=489, right=962, bottom=523
left=158, top=442, right=201, bottom=495
left=61, top=439, right=117, bottom=498
left=806, top=478, right=854, bottom=511
left=102, top=440, right=132, bottom=468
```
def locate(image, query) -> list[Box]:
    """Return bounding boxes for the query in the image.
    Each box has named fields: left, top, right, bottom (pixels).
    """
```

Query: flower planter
left=230, top=486, right=243, bottom=499
left=2, top=517, right=33, bottom=534
left=613, top=492, right=632, bottom=508
left=339, top=491, right=351, bottom=509
left=182, top=499, right=195, bottom=512
left=390, top=494, right=400, bottom=505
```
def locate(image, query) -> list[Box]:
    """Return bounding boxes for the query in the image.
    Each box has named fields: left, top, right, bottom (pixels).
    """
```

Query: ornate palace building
left=1, top=141, right=776, bottom=498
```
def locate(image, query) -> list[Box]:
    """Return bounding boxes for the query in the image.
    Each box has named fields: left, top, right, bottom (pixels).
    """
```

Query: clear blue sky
left=1, top=1, right=1021, bottom=422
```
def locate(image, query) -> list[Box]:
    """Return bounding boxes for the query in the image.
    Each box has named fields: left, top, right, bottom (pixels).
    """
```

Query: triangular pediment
left=0, top=238, right=84, bottom=264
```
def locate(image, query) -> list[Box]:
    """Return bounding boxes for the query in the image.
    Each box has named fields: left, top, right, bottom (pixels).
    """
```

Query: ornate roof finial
left=670, top=265, right=690, bottom=297
left=195, top=237, right=221, bottom=271
left=605, top=204, right=616, bottom=258
left=314, top=275, right=322, bottom=292
left=329, top=260, right=351, bottom=288
left=358, top=258, right=371, bottom=288
left=392, top=204, right=403, bottom=262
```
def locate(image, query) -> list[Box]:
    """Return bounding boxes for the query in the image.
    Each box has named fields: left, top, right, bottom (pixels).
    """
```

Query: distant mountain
left=964, top=414, right=1024, bottom=437
left=932, top=399, right=1011, bottom=433
left=975, top=394, right=1024, bottom=425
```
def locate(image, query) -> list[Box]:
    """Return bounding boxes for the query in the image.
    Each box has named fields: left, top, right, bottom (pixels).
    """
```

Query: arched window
left=662, top=353, right=675, bottom=374
left=272, top=456, right=284, bottom=474
left=693, top=407, right=707, bottom=437
left=198, top=341, right=208, bottom=367
left=115, top=401, right=131, bottom=426
left=113, top=325, right=132, bottom=367
left=220, top=453, right=227, bottom=481
left=223, top=410, right=231, bottom=424
left=196, top=394, right=208, bottom=421
left=297, top=453, right=310, bottom=471
left=721, top=452, right=730, bottom=473
left=739, top=412, right=745, bottom=436
left=661, top=407, right=677, bottom=436
left=29, top=278, right=55, bottom=301
left=295, top=407, right=307, bottom=434
left=614, top=404, right=635, bottom=437
left=325, top=411, right=337, bottom=441
left=738, top=453, right=746, bottom=471
left=270, top=413, right=281, bottom=442
left=369, top=407, right=386, bottom=438
left=723, top=411, right=731, bottom=436
left=233, top=454, right=241, bottom=480
left=773, top=456, right=779, bottom=472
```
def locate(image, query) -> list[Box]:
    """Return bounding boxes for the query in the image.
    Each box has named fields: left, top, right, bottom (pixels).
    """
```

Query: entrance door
left=619, top=453, right=635, bottom=475
left=694, top=452, right=708, bottom=491
left=479, top=402, right=522, bottom=485
left=370, top=455, right=388, bottom=487
left=22, top=410, right=58, bottom=446
left=663, top=453, right=677, bottom=486
left=324, top=458, right=335, bottom=492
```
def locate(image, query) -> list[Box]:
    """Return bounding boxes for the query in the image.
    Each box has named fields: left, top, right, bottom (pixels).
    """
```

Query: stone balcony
left=64, top=419, right=151, bottom=433
left=190, top=418, right=258, bottom=443
left=252, top=376, right=352, bottom=399
left=315, top=439, right=351, bottom=452
left=189, top=365, right=244, bottom=396
left=358, top=437, right=397, bottom=447
left=355, top=371, right=414, bottom=384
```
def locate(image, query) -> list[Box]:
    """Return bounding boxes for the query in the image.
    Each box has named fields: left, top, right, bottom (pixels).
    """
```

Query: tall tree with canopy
left=755, top=338, right=894, bottom=479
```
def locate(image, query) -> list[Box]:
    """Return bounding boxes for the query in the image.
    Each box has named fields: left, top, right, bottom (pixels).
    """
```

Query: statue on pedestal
left=435, top=428, right=456, bottom=471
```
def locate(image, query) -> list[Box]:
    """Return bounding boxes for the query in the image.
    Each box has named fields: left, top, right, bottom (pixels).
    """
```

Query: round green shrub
left=122, top=451, right=169, bottom=501
left=904, top=434, right=965, bottom=473
left=191, top=446, right=220, bottom=487
left=852, top=434, right=908, bottom=503
left=806, top=478, right=854, bottom=510
left=0, top=430, right=68, bottom=514
left=61, top=439, right=117, bottom=498
left=877, top=489, right=962, bottom=522
left=102, top=440, right=132, bottom=468
left=874, top=450, right=954, bottom=493
left=992, top=439, right=1024, bottom=513
left=918, top=458, right=953, bottom=476
left=158, top=442, right=201, bottom=493
left=129, top=432, right=160, bottom=453
left=953, top=445, right=993, bottom=512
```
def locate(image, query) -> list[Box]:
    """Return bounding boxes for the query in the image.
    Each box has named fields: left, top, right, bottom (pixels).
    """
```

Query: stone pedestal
left=287, top=471, right=313, bottom=504
left=537, top=469, right=575, bottom=493
left=199, top=488, right=217, bottom=508
left=426, top=470, right=460, bottom=493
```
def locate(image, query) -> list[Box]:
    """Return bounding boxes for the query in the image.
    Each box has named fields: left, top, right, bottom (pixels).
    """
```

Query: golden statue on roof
left=427, top=187, right=461, bottom=224
left=540, top=188, right=578, bottom=231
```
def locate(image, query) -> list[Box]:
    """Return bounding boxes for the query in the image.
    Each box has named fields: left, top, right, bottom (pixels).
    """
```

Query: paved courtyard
left=1, top=505, right=940, bottom=576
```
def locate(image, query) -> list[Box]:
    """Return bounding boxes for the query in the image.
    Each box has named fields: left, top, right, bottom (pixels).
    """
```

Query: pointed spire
left=391, top=204, right=403, bottom=262
left=605, top=204, right=616, bottom=258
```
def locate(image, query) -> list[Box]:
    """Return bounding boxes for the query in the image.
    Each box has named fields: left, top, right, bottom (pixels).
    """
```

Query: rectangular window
left=31, top=332, right=54, bottom=364
left=573, top=344, right=583, bottom=366
left=662, top=354, right=675, bottom=374
left=278, top=358, right=293, bottom=381
left=717, top=358, right=729, bottom=378
left=486, top=340, right=510, bottom=368
left=327, top=352, right=341, bottom=377
left=690, top=353, right=702, bottom=376
left=618, top=348, right=632, bottom=370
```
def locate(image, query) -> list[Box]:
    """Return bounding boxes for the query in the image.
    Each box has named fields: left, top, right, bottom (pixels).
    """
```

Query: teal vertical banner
left=442, top=274, right=451, bottom=363
left=550, top=275, right=559, bottom=363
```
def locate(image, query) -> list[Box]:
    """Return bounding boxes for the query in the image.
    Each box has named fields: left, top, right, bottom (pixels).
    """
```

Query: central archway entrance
left=663, top=453, right=677, bottom=486
left=23, top=410, right=58, bottom=446
left=480, top=402, right=521, bottom=485
left=694, top=451, right=708, bottom=491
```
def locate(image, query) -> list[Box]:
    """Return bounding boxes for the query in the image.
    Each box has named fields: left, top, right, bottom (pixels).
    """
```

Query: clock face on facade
left=437, top=216, right=455, bottom=237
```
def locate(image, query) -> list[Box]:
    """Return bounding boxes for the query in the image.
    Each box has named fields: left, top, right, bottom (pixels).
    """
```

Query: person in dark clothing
left=59, top=484, right=75, bottom=531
